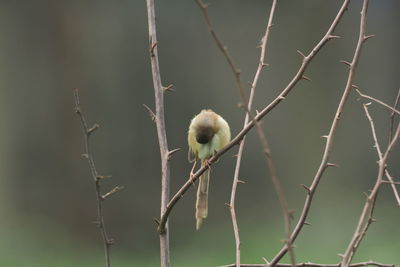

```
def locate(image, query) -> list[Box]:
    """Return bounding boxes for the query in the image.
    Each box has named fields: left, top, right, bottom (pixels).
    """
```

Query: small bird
left=188, top=109, right=231, bottom=230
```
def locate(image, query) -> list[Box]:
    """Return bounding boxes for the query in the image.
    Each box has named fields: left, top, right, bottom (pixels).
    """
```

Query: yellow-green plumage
left=188, top=109, right=231, bottom=230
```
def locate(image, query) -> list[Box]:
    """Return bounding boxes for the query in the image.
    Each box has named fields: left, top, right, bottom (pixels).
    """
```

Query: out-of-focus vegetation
left=0, top=0, right=399, bottom=266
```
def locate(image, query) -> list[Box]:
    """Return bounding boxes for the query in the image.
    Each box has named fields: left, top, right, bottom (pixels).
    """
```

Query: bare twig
left=340, top=96, right=400, bottom=266
left=389, top=88, right=400, bottom=143
left=217, top=261, right=395, bottom=267
left=355, top=89, right=400, bottom=115
left=269, top=0, right=368, bottom=265
left=158, top=0, right=352, bottom=234
left=74, top=89, right=118, bottom=267
left=195, top=0, right=246, bottom=105
left=362, top=103, right=400, bottom=206
left=146, top=1, right=171, bottom=266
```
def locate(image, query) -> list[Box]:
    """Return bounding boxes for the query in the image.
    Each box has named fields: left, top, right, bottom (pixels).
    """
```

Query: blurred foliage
left=0, top=0, right=399, bottom=266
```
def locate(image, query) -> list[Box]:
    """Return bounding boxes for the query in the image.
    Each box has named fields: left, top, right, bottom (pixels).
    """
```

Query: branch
left=195, top=0, right=246, bottom=106
left=269, top=0, right=364, bottom=264
left=146, top=1, right=171, bottom=267
left=217, top=261, right=395, bottom=267
left=74, top=89, right=120, bottom=267
left=389, top=88, right=400, bottom=143
left=340, top=107, right=400, bottom=267
left=362, top=103, right=400, bottom=206
left=158, top=0, right=352, bottom=234
left=355, top=89, right=400, bottom=115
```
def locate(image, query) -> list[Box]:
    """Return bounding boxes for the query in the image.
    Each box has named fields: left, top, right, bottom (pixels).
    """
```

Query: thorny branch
left=146, top=0, right=173, bottom=266
left=195, top=0, right=246, bottom=105
left=268, top=0, right=370, bottom=265
left=157, top=0, right=351, bottom=236
left=74, top=89, right=120, bottom=267
left=341, top=123, right=400, bottom=266
left=217, top=261, right=395, bottom=267
left=339, top=104, right=400, bottom=266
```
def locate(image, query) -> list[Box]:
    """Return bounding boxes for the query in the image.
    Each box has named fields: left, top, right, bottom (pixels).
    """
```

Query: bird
left=187, top=109, right=231, bottom=230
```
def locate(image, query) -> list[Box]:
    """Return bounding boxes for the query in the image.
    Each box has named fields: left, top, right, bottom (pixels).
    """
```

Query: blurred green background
left=0, top=0, right=399, bottom=266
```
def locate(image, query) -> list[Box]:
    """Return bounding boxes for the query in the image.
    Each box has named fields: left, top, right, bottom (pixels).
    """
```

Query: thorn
left=92, top=220, right=100, bottom=226
left=327, top=162, right=339, bottom=168
left=81, top=153, right=89, bottom=159
left=364, top=34, right=375, bottom=41
left=237, top=179, right=246, bottom=184
left=232, top=153, right=238, bottom=158
left=107, top=238, right=115, bottom=246
left=261, top=62, right=269, bottom=68
left=163, top=84, right=175, bottom=92
left=296, top=50, right=306, bottom=58
left=154, top=218, right=160, bottom=226
left=340, top=60, right=351, bottom=67
left=351, top=84, right=359, bottom=89
left=224, top=203, right=232, bottom=208
left=167, top=148, right=181, bottom=160
left=278, top=95, right=286, bottom=100
left=363, top=192, right=369, bottom=198
left=364, top=102, right=372, bottom=106
left=150, top=41, right=158, bottom=56
left=301, top=184, right=311, bottom=193
left=143, top=104, right=156, bottom=122
left=302, top=75, right=312, bottom=82
left=87, top=123, right=99, bottom=134
left=321, top=135, right=329, bottom=139
left=368, top=217, right=377, bottom=223
left=262, top=257, right=270, bottom=264
left=337, top=253, right=344, bottom=259
left=96, top=175, right=112, bottom=180
left=304, top=221, right=311, bottom=226
left=328, top=34, right=342, bottom=40
left=102, top=186, right=124, bottom=199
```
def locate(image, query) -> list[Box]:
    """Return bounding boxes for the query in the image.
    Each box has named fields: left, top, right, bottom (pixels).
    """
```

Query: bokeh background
left=0, top=0, right=399, bottom=266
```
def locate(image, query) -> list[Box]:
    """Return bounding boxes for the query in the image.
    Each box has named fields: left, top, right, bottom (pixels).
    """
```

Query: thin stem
left=340, top=103, right=400, bottom=267
left=355, top=89, right=400, bottom=115
left=146, top=1, right=171, bottom=266
left=362, top=103, right=400, bottom=206
left=74, top=89, right=114, bottom=267
left=195, top=0, right=247, bottom=105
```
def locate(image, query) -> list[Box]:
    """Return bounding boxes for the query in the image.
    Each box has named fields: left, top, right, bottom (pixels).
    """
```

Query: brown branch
left=158, top=0, right=352, bottom=235
left=340, top=99, right=400, bottom=267
left=146, top=1, right=171, bottom=266
left=355, top=89, right=400, bottom=115
left=74, top=88, right=118, bottom=267
left=195, top=0, right=247, bottom=106
left=217, top=261, right=395, bottom=267
left=269, top=0, right=365, bottom=265
left=389, top=88, right=400, bottom=143
left=362, top=103, right=400, bottom=206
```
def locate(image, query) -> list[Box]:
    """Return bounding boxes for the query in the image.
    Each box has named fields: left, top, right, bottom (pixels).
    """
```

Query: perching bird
left=188, top=109, right=231, bottom=230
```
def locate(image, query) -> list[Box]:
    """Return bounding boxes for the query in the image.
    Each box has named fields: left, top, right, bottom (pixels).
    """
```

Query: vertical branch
left=146, top=1, right=171, bottom=267
left=269, top=0, right=369, bottom=265
left=340, top=108, right=400, bottom=267
left=228, top=1, right=278, bottom=266
left=74, top=89, right=118, bottom=267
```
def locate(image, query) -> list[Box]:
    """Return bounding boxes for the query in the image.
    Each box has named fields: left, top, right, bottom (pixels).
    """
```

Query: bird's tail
left=196, top=162, right=210, bottom=230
